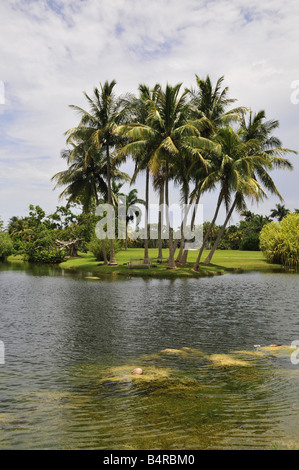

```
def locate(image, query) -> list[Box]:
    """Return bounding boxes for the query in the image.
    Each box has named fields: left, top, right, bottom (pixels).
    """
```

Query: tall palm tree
left=201, top=124, right=294, bottom=265
left=116, top=83, right=159, bottom=263
left=173, top=148, right=193, bottom=264
left=52, top=145, right=108, bottom=211
left=117, top=82, right=218, bottom=269
left=193, top=106, right=296, bottom=268
left=52, top=139, right=129, bottom=264
left=65, top=80, right=129, bottom=265
left=181, top=75, right=246, bottom=264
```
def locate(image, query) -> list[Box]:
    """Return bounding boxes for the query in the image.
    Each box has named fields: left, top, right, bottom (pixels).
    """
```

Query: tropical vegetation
left=1, top=74, right=297, bottom=270
left=260, top=213, right=299, bottom=267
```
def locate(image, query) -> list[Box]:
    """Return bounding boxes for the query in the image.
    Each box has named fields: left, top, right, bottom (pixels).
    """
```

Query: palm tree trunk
left=182, top=191, right=201, bottom=264
left=165, top=158, right=176, bottom=269
left=106, top=145, right=117, bottom=265
left=193, top=189, right=224, bottom=270
left=203, top=196, right=237, bottom=265
left=94, top=184, right=108, bottom=265
left=157, top=179, right=164, bottom=262
left=176, top=221, right=184, bottom=263
left=125, top=223, right=128, bottom=251
left=144, top=167, right=150, bottom=264
left=176, top=193, right=189, bottom=264
left=191, top=191, right=200, bottom=229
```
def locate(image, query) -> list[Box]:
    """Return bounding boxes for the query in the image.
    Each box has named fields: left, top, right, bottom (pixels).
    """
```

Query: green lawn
left=58, top=248, right=283, bottom=278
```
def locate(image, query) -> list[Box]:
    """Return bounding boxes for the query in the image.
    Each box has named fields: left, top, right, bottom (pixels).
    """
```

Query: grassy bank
left=57, top=248, right=283, bottom=279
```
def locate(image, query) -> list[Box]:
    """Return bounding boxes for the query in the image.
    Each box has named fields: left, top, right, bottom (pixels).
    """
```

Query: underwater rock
left=131, top=368, right=143, bottom=375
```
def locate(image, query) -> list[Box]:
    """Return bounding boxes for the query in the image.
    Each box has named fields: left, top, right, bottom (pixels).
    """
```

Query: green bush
left=239, top=232, right=260, bottom=251
left=260, top=213, right=299, bottom=266
left=0, top=232, right=13, bottom=258
left=87, top=237, right=122, bottom=261
left=22, top=227, right=67, bottom=264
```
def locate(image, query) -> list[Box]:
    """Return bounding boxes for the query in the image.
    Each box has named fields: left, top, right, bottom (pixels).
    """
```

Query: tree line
left=0, top=202, right=297, bottom=264
left=52, top=75, right=295, bottom=270
left=0, top=75, right=297, bottom=267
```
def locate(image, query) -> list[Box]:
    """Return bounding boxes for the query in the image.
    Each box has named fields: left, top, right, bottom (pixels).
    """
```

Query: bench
left=128, top=258, right=153, bottom=268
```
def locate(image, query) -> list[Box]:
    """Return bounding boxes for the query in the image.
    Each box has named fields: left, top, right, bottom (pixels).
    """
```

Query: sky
left=0, top=0, right=299, bottom=228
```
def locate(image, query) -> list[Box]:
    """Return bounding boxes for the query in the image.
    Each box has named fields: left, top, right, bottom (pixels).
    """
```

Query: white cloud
left=0, top=0, right=299, bottom=225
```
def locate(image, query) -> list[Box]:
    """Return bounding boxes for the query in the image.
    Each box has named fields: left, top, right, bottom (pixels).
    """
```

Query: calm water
left=0, top=261, right=299, bottom=449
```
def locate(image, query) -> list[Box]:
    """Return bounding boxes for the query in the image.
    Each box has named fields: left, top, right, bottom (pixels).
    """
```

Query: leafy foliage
left=0, top=232, right=13, bottom=258
left=260, top=213, right=299, bottom=266
left=87, top=237, right=122, bottom=261
left=7, top=205, right=98, bottom=263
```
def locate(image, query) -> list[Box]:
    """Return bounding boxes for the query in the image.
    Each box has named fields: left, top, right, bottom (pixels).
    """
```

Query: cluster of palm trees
left=52, top=76, right=295, bottom=270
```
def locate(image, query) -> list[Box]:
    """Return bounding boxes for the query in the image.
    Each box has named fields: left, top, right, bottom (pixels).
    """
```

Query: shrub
left=22, top=227, right=67, bottom=263
left=0, top=232, right=13, bottom=258
left=239, top=232, right=261, bottom=251
left=260, top=213, right=299, bottom=267
left=87, top=237, right=122, bottom=261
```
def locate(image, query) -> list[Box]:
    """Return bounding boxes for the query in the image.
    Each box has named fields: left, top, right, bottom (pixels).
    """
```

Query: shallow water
left=0, top=262, right=299, bottom=449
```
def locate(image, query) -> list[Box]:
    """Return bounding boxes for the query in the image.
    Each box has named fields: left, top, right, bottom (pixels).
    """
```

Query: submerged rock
left=131, top=368, right=143, bottom=375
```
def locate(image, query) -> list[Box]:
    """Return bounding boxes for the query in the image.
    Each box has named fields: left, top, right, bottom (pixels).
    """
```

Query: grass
left=57, top=248, right=284, bottom=279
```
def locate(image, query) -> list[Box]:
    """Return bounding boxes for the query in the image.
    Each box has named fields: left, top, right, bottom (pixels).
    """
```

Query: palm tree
left=116, top=83, right=159, bottom=263
left=65, top=80, right=129, bottom=265
left=181, top=75, right=246, bottom=264
left=123, top=188, right=145, bottom=250
left=173, top=149, right=193, bottom=264
left=193, top=105, right=296, bottom=268
left=52, top=139, right=129, bottom=264
left=52, top=145, right=108, bottom=211
left=200, top=127, right=270, bottom=265
left=201, top=122, right=294, bottom=265
left=240, top=109, right=294, bottom=189
left=270, top=203, right=290, bottom=222
left=117, top=82, right=218, bottom=269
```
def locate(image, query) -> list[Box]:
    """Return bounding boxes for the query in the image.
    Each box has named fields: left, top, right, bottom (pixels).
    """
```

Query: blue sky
left=1, top=0, right=299, bottom=226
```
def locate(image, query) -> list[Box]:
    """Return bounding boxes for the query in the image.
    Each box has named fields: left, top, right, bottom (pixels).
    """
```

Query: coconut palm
left=115, top=83, right=160, bottom=263
left=201, top=124, right=294, bottom=265
left=193, top=106, right=296, bottom=268
left=240, top=109, right=295, bottom=186
left=52, top=145, right=108, bottom=212
left=65, top=80, right=130, bottom=265
left=181, top=75, right=246, bottom=264
left=270, top=203, right=290, bottom=222
left=52, top=139, right=130, bottom=264
left=118, top=82, right=218, bottom=269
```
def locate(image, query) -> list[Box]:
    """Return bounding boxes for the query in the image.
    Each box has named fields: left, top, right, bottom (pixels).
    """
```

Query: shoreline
left=58, top=249, right=288, bottom=279
left=4, top=249, right=287, bottom=280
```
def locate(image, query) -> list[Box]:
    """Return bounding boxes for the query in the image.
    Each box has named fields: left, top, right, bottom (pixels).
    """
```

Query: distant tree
left=0, top=232, right=13, bottom=259
left=270, top=203, right=290, bottom=222
left=123, top=188, right=145, bottom=250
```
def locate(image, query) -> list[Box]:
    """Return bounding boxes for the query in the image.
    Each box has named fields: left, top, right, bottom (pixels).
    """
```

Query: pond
left=0, top=261, right=299, bottom=449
